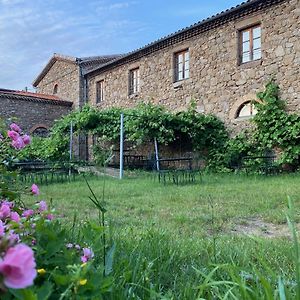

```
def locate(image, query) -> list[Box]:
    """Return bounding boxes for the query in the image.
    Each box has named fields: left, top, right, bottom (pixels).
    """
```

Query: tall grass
left=24, top=173, right=300, bottom=299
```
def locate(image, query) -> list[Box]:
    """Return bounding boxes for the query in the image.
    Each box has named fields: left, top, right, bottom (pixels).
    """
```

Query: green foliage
left=253, top=81, right=300, bottom=166
left=216, top=80, right=300, bottom=172
left=21, top=102, right=229, bottom=164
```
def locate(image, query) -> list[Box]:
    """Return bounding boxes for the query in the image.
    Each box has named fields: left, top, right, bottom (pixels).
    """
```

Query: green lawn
left=23, top=172, right=300, bottom=298
left=26, top=172, right=300, bottom=235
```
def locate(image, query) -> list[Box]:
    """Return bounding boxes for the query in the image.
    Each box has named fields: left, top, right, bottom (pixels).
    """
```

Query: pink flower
left=0, top=243, right=36, bottom=289
left=2, top=201, right=14, bottom=208
left=22, top=134, right=31, bottom=145
left=0, top=204, right=11, bottom=220
left=9, top=123, right=21, bottom=133
left=81, top=247, right=94, bottom=263
left=0, top=220, right=5, bottom=237
left=31, top=184, right=39, bottom=196
left=8, top=232, right=20, bottom=244
left=38, top=201, right=47, bottom=212
left=46, top=214, right=54, bottom=220
left=11, top=137, right=25, bottom=150
left=22, top=209, right=34, bottom=218
left=10, top=212, right=20, bottom=223
left=31, top=239, right=36, bottom=246
left=7, top=130, right=19, bottom=141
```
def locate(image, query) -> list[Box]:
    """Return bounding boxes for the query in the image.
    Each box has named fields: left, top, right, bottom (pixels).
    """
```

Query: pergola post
left=119, top=113, right=124, bottom=179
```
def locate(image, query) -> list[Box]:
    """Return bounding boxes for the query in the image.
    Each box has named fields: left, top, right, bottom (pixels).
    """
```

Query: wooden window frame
left=174, top=49, right=190, bottom=82
left=239, top=24, right=261, bottom=64
left=96, top=80, right=104, bottom=103
left=129, top=68, right=140, bottom=95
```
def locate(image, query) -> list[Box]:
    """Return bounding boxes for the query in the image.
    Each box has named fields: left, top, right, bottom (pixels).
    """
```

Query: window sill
left=238, top=59, right=262, bottom=69
left=234, top=116, right=255, bottom=122
left=129, top=93, right=139, bottom=99
left=173, top=78, right=191, bottom=89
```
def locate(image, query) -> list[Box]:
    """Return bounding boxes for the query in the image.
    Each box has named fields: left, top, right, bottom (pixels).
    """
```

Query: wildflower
left=7, top=130, right=19, bottom=141
left=31, top=239, right=36, bottom=246
left=22, top=209, right=34, bottom=218
left=22, top=134, right=31, bottom=145
left=81, top=248, right=94, bottom=263
left=38, top=200, right=47, bottom=212
left=11, top=137, right=25, bottom=150
left=9, top=123, right=21, bottom=133
left=66, top=243, right=73, bottom=249
left=75, top=244, right=81, bottom=251
left=31, top=184, right=39, bottom=196
left=10, top=211, right=20, bottom=223
left=37, top=268, right=46, bottom=275
left=46, top=214, right=54, bottom=220
left=0, top=243, right=36, bottom=289
left=79, top=279, right=87, bottom=286
left=0, top=203, right=11, bottom=220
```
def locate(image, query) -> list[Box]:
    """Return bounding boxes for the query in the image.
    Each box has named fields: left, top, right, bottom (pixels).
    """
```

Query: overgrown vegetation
left=18, top=103, right=228, bottom=166
left=215, top=80, right=300, bottom=172
left=18, top=80, right=300, bottom=172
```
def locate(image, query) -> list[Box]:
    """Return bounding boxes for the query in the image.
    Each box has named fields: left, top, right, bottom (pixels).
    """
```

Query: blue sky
left=0, top=0, right=242, bottom=90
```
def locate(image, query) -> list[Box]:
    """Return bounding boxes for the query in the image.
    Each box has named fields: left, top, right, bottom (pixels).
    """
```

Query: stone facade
left=28, top=0, right=299, bottom=160
left=0, top=90, right=72, bottom=134
left=86, top=0, right=299, bottom=135
left=34, top=59, right=81, bottom=109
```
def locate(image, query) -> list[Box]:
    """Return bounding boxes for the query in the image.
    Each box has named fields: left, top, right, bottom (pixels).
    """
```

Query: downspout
left=76, top=58, right=89, bottom=160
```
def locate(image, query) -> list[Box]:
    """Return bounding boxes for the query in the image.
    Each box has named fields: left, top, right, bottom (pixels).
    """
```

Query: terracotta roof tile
left=0, top=89, right=72, bottom=106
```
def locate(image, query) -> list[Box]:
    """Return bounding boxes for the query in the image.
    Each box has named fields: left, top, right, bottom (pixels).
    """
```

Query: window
left=32, top=127, right=49, bottom=138
left=129, top=68, right=140, bottom=95
left=53, top=84, right=58, bottom=94
left=174, top=49, right=189, bottom=82
left=240, top=25, right=261, bottom=64
left=96, top=80, right=104, bottom=103
left=236, top=101, right=258, bottom=119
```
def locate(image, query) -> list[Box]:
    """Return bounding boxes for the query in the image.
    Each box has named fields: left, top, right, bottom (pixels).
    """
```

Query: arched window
left=53, top=84, right=58, bottom=94
left=32, top=127, right=49, bottom=138
left=236, top=101, right=258, bottom=119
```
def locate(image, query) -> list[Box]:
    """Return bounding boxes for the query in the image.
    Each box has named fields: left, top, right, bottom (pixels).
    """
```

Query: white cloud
left=0, top=0, right=144, bottom=89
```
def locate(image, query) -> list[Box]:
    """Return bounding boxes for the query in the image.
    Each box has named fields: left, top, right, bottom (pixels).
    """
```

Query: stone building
left=34, top=0, right=299, bottom=133
left=32, top=54, right=122, bottom=109
left=0, top=88, right=72, bottom=135
left=85, top=0, right=299, bottom=132
left=31, top=0, right=299, bottom=159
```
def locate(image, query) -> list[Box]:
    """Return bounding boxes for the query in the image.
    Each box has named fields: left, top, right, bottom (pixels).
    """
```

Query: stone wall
left=36, top=60, right=80, bottom=108
left=87, top=0, right=299, bottom=135
left=0, top=97, right=72, bottom=133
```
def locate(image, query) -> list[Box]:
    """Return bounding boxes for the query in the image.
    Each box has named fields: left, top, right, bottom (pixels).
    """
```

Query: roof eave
left=86, top=0, right=287, bottom=78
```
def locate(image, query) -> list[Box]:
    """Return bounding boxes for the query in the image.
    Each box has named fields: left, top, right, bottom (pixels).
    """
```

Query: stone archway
left=30, top=124, right=49, bottom=138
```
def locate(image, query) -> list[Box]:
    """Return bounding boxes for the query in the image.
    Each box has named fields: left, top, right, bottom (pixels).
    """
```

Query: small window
left=129, top=68, right=140, bottom=95
left=32, top=127, right=49, bottom=138
left=174, top=49, right=189, bottom=82
left=236, top=101, right=258, bottom=119
left=53, top=84, right=58, bottom=94
left=240, top=25, right=261, bottom=64
left=96, top=80, right=104, bottom=103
